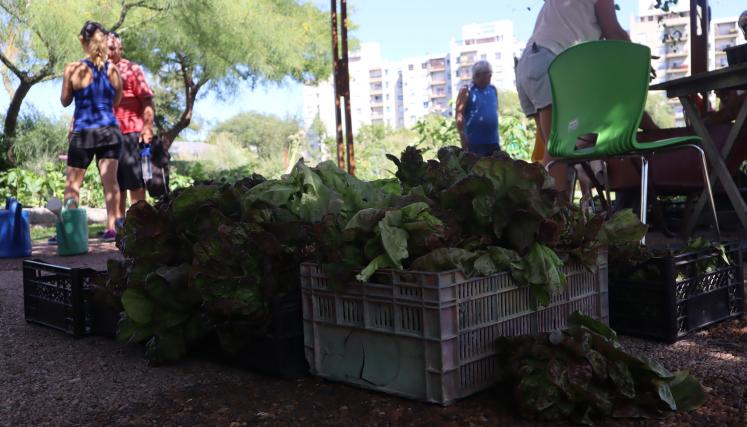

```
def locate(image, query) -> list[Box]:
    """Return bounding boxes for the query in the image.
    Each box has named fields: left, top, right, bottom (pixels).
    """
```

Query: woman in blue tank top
left=60, top=21, right=123, bottom=241
left=455, top=60, right=500, bottom=156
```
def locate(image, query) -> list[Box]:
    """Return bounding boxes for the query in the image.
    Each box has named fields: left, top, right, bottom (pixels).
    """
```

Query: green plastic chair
left=545, top=40, right=719, bottom=242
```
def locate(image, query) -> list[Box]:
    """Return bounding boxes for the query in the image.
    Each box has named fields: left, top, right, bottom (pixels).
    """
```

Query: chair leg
left=602, top=160, right=611, bottom=213
left=689, top=144, right=721, bottom=240
left=640, top=156, right=649, bottom=245
left=568, top=166, right=578, bottom=205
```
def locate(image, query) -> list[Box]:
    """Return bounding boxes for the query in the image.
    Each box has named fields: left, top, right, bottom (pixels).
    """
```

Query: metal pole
left=340, top=0, right=355, bottom=175
left=331, top=0, right=345, bottom=170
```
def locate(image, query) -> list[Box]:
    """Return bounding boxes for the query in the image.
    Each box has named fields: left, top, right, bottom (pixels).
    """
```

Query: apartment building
left=712, top=17, right=745, bottom=69
left=400, top=53, right=451, bottom=128
left=303, top=20, right=520, bottom=135
left=302, top=43, right=403, bottom=136
left=449, top=20, right=517, bottom=98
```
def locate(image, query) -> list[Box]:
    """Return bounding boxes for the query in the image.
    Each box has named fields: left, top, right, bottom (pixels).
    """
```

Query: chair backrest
left=547, top=40, right=651, bottom=159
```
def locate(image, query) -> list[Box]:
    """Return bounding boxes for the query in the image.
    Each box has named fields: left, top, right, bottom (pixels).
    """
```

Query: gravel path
left=1, top=244, right=745, bottom=426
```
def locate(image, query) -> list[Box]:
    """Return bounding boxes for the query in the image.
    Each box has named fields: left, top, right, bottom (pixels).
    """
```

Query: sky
left=1, top=0, right=743, bottom=139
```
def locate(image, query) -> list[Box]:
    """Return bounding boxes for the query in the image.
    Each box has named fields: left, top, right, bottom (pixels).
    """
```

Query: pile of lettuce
left=497, top=312, right=705, bottom=424
left=609, top=236, right=733, bottom=284
left=109, top=146, right=647, bottom=363
left=347, top=146, right=647, bottom=304
left=109, top=165, right=390, bottom=364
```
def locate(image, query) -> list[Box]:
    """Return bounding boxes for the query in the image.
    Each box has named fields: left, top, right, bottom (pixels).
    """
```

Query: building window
left=423, top=101, right=428, bottom=108
left=408, top=64, right=414, bottom=71
left=494, top=52, right=501, bottom=60
left=422, top=62, right=427, bottom=69
left=480, top=54, right=486, bottom=60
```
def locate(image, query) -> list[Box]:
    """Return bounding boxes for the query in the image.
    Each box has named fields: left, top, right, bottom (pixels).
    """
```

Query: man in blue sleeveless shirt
left=455, top=60, right=500, bottom=156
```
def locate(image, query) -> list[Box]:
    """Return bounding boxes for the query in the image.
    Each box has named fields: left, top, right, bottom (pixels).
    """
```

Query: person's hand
left=140, top=128, right=153, bottom=144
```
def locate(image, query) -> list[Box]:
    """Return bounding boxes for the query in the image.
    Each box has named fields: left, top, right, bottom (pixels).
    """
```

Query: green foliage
left=497, top=311, right=704, bottom=423
left=0, top=160, right=193, bottom=208
left=208, top=112, right=301, bottom=159
left=0, top=163, right=64, bottom=207
left=412, top=114, right=460, bottom=153
left=353, top=124, right=418, bottom=181
left=115, top=159, right=389, bottom=363
left=11, top=109, right=69, bottom=172
left=645, top=92, right=676, bottom=129
left=498, top=91, right=534, bottom=161
left=123, top=0, right=331, bottom=139
left=383, top=146, right=646, bottom=305
left=0, top=0, right=166, bottom=168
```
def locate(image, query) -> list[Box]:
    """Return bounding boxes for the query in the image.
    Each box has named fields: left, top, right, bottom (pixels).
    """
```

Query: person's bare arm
left=60, top=63, right=76, bottom=107
left=108, top=63, right=123, bottom=107
left=455, top=87, right=469, bottom=148
left=595, top=0, right=631, bottom=41
left=141, top=98, right=155, bottom=143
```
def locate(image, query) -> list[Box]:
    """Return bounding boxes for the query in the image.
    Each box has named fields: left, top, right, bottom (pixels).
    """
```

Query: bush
left=0, top=163, right=65, bottom=207
left=12, top=109, right=69, bottom=172
left=0, top=161, right=194, bottom=208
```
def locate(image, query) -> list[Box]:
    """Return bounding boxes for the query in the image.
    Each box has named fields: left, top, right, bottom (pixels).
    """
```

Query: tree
left=498, top=90, right=534, bottom=161
left=0, top=0, right=166, bottom=170
left=353, top=124, right=418, bottom=181
left=207, top=112, right=301, bottom=159
left=123, top=0, right=330, bottom=146
left=645, top=92, right=676, bottom=128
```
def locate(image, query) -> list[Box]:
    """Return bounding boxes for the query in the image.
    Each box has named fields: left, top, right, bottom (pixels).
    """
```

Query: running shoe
left=100, top=229, right=117, bottom=242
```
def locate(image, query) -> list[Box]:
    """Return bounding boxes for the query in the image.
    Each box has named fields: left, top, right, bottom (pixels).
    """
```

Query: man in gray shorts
left=515, top=0, right=658, bottom=193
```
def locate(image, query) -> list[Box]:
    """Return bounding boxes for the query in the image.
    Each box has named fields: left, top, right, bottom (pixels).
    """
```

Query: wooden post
left=690, top=0, right=709, bottom=75
left=340, top=0, right=355, bottom=176
left=331, top=0, right=345, bottom=170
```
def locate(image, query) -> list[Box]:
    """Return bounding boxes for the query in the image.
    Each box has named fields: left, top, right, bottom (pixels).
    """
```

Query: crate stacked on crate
left=22, top=259, right=118, bottom=337
left=609, top=241, right=744, bottom=342
left=300, top=251, right=608, bottom=405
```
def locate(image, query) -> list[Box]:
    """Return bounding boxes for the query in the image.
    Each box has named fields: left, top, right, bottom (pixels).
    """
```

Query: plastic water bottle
left=140, top=146, right=152, bottom=182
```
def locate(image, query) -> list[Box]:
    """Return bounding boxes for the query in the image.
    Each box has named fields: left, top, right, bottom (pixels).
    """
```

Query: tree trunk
left=1, top=80, right=33, bottom=169
left=161, top=84, right=200, bottom=150
left=160, top=57, right=205, bottom=150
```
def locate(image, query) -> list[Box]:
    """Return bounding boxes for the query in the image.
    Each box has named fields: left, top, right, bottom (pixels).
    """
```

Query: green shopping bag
left=56, top=199, right=88, bottom=256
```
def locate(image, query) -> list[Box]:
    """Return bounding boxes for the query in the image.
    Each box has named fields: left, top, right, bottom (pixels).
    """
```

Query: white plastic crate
left=301, top=250, right=608, bottom=405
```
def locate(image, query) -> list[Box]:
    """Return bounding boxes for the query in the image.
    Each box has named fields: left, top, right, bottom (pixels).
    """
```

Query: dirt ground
left=1, top=243, right=745, bottom=426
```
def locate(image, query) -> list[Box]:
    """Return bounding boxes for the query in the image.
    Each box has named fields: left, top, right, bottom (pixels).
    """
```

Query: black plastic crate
left=23, top=259, right=101, bottom=337
left=217, top=291, right=308, bottom=379
left=84, top=286, right=122, bottom=338
left=241, top=291, right=308, bottom=378
left=609, top=241, right=744, bottom=342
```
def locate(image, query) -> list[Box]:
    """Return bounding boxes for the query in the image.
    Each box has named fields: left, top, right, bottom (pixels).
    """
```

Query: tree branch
left=110, top=0, right=168, bottom=32
left=0, top=51, right=26, bottom=81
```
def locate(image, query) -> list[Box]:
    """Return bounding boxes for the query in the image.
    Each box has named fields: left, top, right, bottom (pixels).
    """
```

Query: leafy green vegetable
left=497, top=312, right=705, bottom=423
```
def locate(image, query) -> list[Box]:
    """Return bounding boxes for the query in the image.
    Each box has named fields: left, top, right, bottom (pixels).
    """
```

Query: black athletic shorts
left=67, top=126, right=123, bottom=169
left=117, top=132, right=144, bottom=191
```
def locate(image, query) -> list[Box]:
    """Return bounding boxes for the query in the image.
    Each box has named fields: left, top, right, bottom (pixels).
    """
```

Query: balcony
left=715, top=33, right=738, bottom=40
left=665, top=50, right=688, bottom=58
left=428, top=59, right=446, bottom=71
left=430, top=91, right=447, bottom=99
left=430, top=79, right=447, bottom=85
